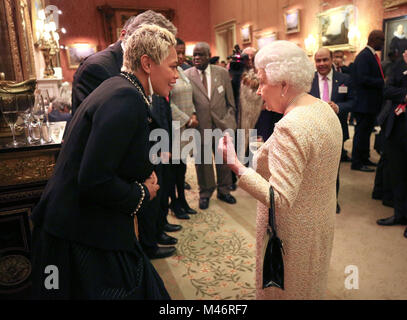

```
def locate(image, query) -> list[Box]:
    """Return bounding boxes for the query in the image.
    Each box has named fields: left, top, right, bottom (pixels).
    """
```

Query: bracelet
left=131, top=182, right=146, bottom=217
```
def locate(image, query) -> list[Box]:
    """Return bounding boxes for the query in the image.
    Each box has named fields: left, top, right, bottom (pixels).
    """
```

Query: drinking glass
left=39, top=89, right=52, bottom=142
left=0, top=95, right=21, bottom=147
left=18, top=94, right=35, bottom=144
left=32, top=92, right=47, bottom=144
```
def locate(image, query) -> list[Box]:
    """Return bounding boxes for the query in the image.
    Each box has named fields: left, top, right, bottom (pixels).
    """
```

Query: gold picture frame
left=66, top=44, right=97, bottom=69
left=383, top=0, right=407, bottom=8
left=318, top=5, right=355, bottom=51
left=285, top=9, right=300, bottom=34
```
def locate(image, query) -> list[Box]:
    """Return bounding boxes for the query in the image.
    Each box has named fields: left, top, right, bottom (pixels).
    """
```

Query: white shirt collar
left=366, top=45, right=376, bottom=56
left=318, top=68, right=333, bottom=80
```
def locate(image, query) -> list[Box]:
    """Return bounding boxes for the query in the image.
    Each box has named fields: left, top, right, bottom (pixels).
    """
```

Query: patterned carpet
left=152, top=161, right=256, bottom=300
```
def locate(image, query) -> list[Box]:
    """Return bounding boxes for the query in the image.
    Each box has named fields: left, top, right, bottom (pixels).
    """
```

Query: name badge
left=217, top=85, right=224, bottom=94
left=338, top=86, right=348, bottom=94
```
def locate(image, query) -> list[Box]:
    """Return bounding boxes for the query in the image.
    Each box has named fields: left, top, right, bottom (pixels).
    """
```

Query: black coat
left=309, top=70, right=355, bottom=141
left=384, top=59, right=407, bottom=138
left=32, top=76, right=154, bottom=251
left=352, top=47, right=385, bottom=114
left=71, top=41, right=123, bottom=115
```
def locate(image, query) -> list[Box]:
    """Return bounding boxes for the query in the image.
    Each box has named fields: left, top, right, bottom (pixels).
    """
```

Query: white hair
left=122, top=24, right=176, bottom=72
left=255, top=40, right=314, bottom=92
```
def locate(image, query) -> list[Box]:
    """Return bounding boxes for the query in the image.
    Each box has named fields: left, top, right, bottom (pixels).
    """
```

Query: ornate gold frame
left=317, top=5, right=356, bottom=51
left=3, top=0, right=36, bottom=82
left=97, top=5, right=175, bottom=45
left=384, top=0, right=407, bottom=9
left=285, top=9, right=300, bottom=34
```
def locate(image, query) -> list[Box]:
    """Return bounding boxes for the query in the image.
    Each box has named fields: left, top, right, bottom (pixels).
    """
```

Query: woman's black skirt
left=31, top=226, right=170, bottom=300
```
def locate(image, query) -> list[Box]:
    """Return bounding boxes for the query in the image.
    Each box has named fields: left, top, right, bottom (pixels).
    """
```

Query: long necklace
left=120, top=71, right=152, bottom=108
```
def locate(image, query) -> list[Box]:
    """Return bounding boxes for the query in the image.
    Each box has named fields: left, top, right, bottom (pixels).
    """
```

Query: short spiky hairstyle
left=122, top=24, right=176, bottom=72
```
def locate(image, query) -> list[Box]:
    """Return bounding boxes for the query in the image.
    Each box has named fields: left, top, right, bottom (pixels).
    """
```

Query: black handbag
left=262, top=186, right=285, bottom=289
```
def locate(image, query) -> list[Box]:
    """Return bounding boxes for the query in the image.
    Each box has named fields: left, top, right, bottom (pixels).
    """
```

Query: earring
left=148, top=75, right=153, bottom=102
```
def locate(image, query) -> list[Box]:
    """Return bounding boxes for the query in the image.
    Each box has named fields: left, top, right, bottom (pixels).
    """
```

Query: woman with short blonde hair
left=31, top=24, right=178, bottom=299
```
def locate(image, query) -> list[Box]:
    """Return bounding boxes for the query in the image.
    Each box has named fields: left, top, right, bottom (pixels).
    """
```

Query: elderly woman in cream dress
left=219, top=41, right=342, bottom=299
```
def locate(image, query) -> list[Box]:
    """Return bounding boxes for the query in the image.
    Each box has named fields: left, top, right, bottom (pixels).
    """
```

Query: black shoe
left=170, top=201, right=190, bottom=219
left=229, top=183, right=237, bottom=191
left=376, top=216, right=407, bottom=226
left=382, top=199, right=394, bottom=208
left=146, top=246, right=176, bottom=260
left=184, top=182, right=191, bottom=190
left=180, top=199, right=197, bottom=214
left=163, top=223, right=182, bottom=232
left=217, top=193, right=237, bottom=204
left=351, top=165, right=375, bottom=172
left=372, top=192, right=382, bottom=200
left=336, top=203, right=341, bottom=214
left=199, top=197, right=209, bottom=210
left=404, top=227, right=407, bottom=238
left=157, top=232, right=178, bottom=245
left=341, top=155, right=351, bottom=162
left=363, top=160, right=378, bottom=167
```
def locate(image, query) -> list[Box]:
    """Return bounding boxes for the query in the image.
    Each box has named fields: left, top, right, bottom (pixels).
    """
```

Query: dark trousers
left=351, top=112, right=377, bottom=168
left=372, top=148, right=393, bottom=203
left=138, top=164, right=163, bottom=253
left=157, top=164, right=174, bottom=234
left=387, top=114, right=407, bottom=220
left=170, top=162, right=187, bottom=202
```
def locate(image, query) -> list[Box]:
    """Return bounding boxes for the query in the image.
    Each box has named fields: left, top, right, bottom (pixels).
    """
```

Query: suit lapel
left=311, top=73, right=320, bottom=98
left=210, top=65, right=217, bottom=99
left=331, top=71, right=339, bottom=101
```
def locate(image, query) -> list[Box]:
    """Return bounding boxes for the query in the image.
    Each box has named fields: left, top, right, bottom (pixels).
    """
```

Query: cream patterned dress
left=238, top=100, right=342, bottom=300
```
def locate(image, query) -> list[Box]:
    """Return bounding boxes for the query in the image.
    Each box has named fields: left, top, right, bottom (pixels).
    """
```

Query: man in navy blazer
left=377, top=50, right=407, bottom=237
left=71, top=18, right=131, bottom=115
left=351, top=30, right=386, bottom=172
left=310, top=48, right=355, bottom=213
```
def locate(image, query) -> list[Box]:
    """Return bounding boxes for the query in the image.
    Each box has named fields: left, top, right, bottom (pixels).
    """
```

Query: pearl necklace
left=120, top=72, right=152, bottom=108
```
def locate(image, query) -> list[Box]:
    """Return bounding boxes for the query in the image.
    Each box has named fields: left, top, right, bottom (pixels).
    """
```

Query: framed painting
left=383, top=15, right=407, bottom=62
left=256, top=32, right=277, bottom=49
left=318, top=5, right=355, bottom=51
left=66, top=44, right=97, bottom=69
left=241, top=25, right=251, bottom=44
left=285, top=9, right=300, bottom=34
left=97, top=5, right=175, bottom=44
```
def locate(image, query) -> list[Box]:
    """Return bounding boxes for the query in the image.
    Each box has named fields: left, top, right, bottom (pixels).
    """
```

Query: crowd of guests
left=29, top=9, right=406, bottom=299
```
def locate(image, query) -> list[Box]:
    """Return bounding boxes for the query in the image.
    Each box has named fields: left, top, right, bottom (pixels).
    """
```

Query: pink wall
left=208, top=0, right=407, bottom=64
left=56, top=0, right=210, bottom=82
left=56, top=0, right=407, bottom=82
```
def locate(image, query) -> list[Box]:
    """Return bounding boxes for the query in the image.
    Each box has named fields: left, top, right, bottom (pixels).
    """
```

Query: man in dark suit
left=377, top=50, right=407, bottom=238
left=310, top=48, right=355, bottom=213
left=70, top=11, right=179, bottom=259
left=351, top=30, right=385, bottom=172
left=333, top=50, right=350, bottom=74
left=71, top=16, right=134, bottom=115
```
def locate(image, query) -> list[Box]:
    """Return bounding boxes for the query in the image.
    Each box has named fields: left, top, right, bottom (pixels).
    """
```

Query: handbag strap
left=268, top=186, right=278, bottom=237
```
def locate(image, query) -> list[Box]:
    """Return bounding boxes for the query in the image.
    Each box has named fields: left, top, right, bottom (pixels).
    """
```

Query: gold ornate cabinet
left=0, top=140, right=60, bottom=299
